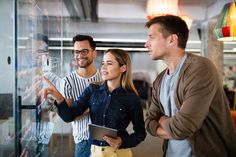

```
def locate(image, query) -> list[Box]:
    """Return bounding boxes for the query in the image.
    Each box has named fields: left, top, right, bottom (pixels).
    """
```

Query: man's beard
left=78, top=58, right=93, bottom=68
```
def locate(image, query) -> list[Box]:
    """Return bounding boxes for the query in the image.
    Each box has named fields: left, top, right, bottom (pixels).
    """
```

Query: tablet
left=88, top=124, right=118, bottom=141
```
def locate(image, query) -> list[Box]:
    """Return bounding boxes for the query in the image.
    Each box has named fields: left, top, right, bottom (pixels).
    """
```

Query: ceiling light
left=214, top=0, right=236, bottom=41
left=146, top=0, right=192, bottom=29
left=146, top=0, right=178, bottom=19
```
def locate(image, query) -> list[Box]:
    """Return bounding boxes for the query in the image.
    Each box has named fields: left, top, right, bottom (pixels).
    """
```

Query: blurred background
left=0, top=0, right=235, bottom=156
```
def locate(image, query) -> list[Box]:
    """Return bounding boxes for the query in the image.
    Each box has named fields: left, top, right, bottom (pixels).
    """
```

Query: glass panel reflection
left=16, top=0, right=73, bottom=156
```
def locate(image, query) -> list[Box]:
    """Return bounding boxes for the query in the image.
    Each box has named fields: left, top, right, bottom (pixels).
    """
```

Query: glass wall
left=0, top=0, right=75, bottom=156
left=16, top=0, right=75, bottom=156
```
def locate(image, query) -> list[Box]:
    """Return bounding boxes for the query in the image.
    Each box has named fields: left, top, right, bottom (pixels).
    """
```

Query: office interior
left=0, top=0, right=236, bottom=157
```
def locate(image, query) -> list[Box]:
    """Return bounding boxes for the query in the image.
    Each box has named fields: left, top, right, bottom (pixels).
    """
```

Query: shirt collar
left=99, top=81, right=108, bottom=91
left=98, top=81, right=125, bottom=94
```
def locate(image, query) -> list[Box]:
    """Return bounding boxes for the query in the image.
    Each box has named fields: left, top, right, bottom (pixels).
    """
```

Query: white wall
left=0, top=0, right=15, bottom=94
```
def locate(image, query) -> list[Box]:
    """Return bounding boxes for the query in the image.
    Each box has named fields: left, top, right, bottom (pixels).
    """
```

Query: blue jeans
left=75, top=140, right=91, bottom=157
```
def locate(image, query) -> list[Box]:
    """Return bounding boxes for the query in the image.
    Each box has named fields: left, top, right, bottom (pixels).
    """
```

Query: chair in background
left=132, top=71, right=152, bottom=115
left=133, top=79, right=151, bottom=115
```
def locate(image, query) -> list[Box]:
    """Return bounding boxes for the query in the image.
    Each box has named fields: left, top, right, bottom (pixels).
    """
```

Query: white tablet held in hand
left=88, top=124, right=118, bottom=141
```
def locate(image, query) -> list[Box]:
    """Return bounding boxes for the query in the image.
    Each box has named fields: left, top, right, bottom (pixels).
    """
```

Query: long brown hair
left=104, top=49, right=138, bottom=95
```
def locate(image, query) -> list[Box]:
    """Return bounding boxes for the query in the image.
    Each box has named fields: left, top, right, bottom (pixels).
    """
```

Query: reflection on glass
left=16, top=0, right=65, bottom=156
left=1, top=0, right=76, bottom=156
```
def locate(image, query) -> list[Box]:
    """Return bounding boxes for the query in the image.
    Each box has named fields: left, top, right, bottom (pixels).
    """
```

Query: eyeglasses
left=74, top=49, right=91, bottom=56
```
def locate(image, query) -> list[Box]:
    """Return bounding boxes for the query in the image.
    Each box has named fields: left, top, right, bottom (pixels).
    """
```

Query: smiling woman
left=101, top=49, right=138, bottom=95
left=44, top=48, right=146, bottom=157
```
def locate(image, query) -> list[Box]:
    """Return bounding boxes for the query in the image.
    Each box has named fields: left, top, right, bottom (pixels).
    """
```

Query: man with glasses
left=63, top=34, right=102, bottom=157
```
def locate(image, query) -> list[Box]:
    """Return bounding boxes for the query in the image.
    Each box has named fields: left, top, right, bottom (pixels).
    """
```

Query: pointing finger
left=44, top=76, right=56, bottom=89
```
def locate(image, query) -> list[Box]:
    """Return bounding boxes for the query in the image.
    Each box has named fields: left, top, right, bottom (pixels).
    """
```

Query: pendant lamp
left=146, top=0, right=178, bottom=19
left=214, top=0, right=236, bottom=41
left=146, top=0, right=192, bottom=29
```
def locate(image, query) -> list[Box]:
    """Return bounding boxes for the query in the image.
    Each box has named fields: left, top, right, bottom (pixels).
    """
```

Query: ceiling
left=32, top=0, right=235, bottom=56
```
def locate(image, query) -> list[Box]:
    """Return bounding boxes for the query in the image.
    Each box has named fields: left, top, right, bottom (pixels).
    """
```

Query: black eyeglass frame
left=73, top=48, right=92, bottom=56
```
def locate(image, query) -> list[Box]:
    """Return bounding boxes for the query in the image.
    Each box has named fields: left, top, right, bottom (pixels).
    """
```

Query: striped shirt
left=63, top=70, right=102, bottom=143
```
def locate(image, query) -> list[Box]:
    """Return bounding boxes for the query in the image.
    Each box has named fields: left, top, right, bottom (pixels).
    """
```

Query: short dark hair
left=72, top=34, right=96, bottom=50
left=145, top=15, right=189, bottom=49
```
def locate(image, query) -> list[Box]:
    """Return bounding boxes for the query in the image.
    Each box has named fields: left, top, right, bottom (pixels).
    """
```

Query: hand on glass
left=103, top=136, right=122, bottom=150
left=43, top=76, right=64, bottom=104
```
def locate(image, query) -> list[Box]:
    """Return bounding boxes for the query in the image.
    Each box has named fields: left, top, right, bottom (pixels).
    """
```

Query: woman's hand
left=43, top=76, right=64, bottom=104
left=103, top=136, right=122, bottom=150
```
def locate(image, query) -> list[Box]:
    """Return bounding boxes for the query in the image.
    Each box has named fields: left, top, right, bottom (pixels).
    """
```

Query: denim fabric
left=75, top=140, right=91, bottom=157
left=57, top=82, right=146, bottom=148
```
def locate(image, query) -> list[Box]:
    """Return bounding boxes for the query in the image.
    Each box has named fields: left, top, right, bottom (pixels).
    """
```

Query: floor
left=132, top=132, right=163, bottom=157
left=130, top=109, right=163, bottom=157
